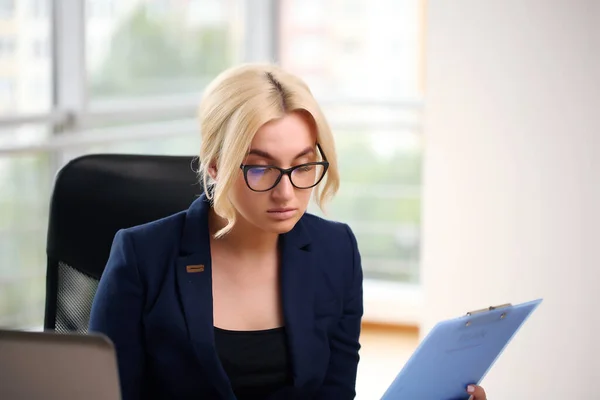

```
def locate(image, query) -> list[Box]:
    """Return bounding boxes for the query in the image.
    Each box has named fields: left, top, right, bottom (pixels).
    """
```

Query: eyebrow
left=247, top=146, right=315, bottom=162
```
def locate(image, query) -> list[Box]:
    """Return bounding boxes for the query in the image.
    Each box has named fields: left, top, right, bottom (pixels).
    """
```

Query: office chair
left=44, top=154, right=203, bottom=333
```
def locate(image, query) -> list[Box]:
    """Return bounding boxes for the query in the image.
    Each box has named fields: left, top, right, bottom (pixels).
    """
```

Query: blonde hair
left=198, top=63, right=340, bottom=237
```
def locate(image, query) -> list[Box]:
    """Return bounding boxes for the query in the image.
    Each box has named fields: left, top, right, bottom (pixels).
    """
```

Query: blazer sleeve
left=315, top=224, right=364, bottom=399
left=88, top=229, right=145, bottom=400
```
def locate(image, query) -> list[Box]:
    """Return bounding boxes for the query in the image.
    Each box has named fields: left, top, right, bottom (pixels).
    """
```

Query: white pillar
left=422, top=1, right=600, bottom=398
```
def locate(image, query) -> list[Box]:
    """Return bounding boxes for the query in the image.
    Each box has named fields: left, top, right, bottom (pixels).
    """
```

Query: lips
left=266, top=208, right=298, bottom=221
left=267, top=208, right=296, bottom=213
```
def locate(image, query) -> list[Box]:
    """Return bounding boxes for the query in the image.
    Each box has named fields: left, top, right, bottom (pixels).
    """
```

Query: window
left=86, top=0, right=244, bottom=100
left=286, top=35, right=327, bottom=70
left=0, top=0, right=14, bottom=18
left=0, top=146, right=52, bottom=328
left=31, top=0, right=49, bottom=18
left=0, top=37, right=16, bottom=60
left=33, top=39, right=49, bottom=59
left=0, top=0, right=425, bottom=330
left=0, top=18, right=52, bottom=116
left=0, top=78, right=15, bottom=107
left=0, top=0, right=52, bottom=330
left=87, top=0, right=114, bottom=19
left=286, top=0, right=327, bottom=27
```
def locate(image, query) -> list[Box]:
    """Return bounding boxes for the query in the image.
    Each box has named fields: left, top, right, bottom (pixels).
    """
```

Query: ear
left=207, top=164, right=218, bottom=181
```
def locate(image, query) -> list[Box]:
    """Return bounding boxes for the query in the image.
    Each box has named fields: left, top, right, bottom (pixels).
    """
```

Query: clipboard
left=380, top=298, right=543, bottom=400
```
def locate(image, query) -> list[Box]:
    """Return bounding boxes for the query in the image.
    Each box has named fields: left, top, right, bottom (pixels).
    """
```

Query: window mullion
left=51, top=0, right=87, bottom=134
left=242, top=0, right=279, bottom=63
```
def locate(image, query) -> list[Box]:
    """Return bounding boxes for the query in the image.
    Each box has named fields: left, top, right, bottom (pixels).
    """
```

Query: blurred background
left=0, top=0, right=598, bottom=399
left=0, top=0, right=424, bottom=330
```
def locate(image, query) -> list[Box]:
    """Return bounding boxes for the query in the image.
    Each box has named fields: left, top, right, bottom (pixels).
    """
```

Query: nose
left=271, top=173, right=295, bottom=201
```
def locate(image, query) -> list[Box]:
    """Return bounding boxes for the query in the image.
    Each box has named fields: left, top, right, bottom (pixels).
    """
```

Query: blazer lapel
left=175, top=195, right=234, bottom=399
left=175, top=196, right=319, bottom=396
left=280, top=218, right=317, bottom=390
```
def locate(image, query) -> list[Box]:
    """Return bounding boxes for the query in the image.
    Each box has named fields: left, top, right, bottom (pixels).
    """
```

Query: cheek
left=296, top=189, right=313, bottom=210
left=229, top=175, right=263, bottom=219
left=230, top=175, right=253, bottom=206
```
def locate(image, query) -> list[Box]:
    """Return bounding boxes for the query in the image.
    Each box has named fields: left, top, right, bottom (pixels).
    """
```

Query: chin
left=263, top=218, right=300, bottom=235
left=271, top=222, right=298, bottom=234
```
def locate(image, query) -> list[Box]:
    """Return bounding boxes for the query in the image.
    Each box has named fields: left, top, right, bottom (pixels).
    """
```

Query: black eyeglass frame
left=240, top=144, right=329, bottom=192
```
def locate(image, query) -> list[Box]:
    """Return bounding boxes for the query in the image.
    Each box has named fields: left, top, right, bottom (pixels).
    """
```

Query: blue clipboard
left=380, top=298, right=543, bottom=400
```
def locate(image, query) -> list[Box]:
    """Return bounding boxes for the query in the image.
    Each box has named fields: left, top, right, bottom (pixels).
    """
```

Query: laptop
left=0, top=329, right=121, bottom=400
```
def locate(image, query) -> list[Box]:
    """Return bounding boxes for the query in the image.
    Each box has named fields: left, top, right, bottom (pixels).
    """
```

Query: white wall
left=422, top=1, right=600, bottom=398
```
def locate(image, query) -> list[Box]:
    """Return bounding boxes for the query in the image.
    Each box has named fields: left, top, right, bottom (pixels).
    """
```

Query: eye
left=248, top=166, right=274, bottom=176
left=296, top=165, right=314, bottom=173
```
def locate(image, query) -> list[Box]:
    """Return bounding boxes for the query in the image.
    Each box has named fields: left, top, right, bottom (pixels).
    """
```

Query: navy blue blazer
left=89, top=195, right=364, bottom=400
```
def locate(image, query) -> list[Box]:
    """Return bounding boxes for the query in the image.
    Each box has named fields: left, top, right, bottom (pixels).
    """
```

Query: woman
left=89, top=64, right=487, bottom=399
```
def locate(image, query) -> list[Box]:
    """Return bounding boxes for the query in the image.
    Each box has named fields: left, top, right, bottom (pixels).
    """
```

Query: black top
left=214, top=326, right=293, bottom=399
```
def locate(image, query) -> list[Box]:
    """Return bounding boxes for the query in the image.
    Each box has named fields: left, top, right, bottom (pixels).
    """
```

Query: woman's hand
left=467, top=384, right=487, bottom=400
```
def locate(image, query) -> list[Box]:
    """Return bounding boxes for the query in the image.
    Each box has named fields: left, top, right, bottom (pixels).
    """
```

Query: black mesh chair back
left=44, top=154, right=203, bottom=333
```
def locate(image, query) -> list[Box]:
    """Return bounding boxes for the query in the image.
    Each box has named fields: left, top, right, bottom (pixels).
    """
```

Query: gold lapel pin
left=186, top=264, right=205, bottom=273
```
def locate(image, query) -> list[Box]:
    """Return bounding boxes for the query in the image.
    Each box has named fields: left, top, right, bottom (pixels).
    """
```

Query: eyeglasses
left=240, top=144, right=329, bottom=192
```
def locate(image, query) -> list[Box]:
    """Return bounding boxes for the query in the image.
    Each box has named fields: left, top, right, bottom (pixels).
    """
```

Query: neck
left=208, top=208, right=279, bottom=256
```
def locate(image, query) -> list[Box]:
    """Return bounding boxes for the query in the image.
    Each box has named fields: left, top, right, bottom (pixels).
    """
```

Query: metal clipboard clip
left=466, top=303, right=512, bottom=316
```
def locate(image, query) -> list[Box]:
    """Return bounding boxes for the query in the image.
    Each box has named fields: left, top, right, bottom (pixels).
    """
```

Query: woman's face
left=229, top=111, right=319, bottom=234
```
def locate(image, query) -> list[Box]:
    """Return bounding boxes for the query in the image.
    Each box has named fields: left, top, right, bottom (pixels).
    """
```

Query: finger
left=466, top=384, right=487, bottom=400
